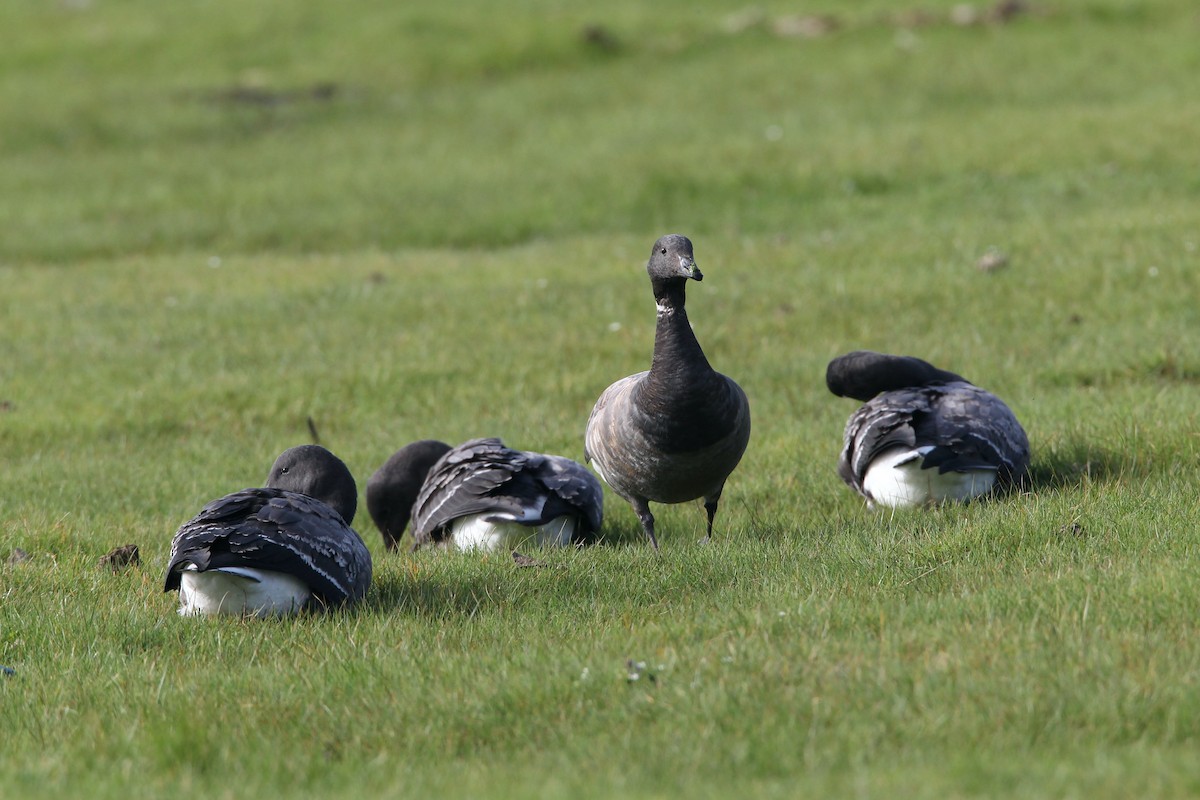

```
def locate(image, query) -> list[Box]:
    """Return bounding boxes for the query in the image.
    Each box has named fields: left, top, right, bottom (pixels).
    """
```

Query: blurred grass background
left=2, top=1, right=1199, bottom=797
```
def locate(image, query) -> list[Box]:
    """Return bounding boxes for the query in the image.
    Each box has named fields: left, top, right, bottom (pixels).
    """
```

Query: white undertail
left=449, top=513, right=577, bottom=552
left=862, top=446, right=998, bottom=508
left=179, top=567, right=311, bottom=617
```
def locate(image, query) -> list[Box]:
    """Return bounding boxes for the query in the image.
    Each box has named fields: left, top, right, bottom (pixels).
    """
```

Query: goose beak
left=680, top=255, right=703, bottom=281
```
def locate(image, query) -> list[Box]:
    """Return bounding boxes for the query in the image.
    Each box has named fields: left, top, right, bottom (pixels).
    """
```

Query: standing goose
left=585, top=234, right=751, bottom=549
left=368, top=438, right=603, bottom=552
left=163, top=445, right=372, bottom=617
left=826, top=350, right=1030, bottom=508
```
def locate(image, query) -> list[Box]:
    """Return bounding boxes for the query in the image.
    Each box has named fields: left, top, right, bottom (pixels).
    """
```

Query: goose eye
left=660, top=248, right=667, bottom=254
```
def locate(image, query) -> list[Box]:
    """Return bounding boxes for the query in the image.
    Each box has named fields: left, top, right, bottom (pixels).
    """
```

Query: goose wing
left=411, top=438, right=533, bottom=546
left=583, top=372, right=645, bottom=469
left=412, top=439, right=605, bottom=546
left=921, top=382, right=1030, bottom=481
left=535, top=454, right=605, bottom=539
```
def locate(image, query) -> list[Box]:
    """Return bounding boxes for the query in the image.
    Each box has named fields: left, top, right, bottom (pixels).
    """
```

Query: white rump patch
left=863, top=446, right=997, bottom=508
left=179, top=568, right=311, bottom=618
left=449, top=513, right=577, bottom=553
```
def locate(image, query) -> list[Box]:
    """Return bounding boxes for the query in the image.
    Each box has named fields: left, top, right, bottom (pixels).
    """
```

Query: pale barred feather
left=411, top=438, right=602, bottom=549
left=838, top=381, right=1029, bottom=507
left=164, top=488, right=371, bottom=613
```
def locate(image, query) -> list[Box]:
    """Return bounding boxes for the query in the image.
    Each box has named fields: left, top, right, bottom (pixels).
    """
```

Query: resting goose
left=585, top=234, right=751, bottom=549
left=369, top=438, right=603, bottom=552
left=163, top=445, right=372, bottom=617
left=365, top=439, right=453, bottom=550
left=826, top=350, right=1030, bottom=507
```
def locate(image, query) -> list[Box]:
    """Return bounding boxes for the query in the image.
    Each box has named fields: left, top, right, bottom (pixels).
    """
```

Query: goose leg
left=630, top=497, right=659, bottom=551
left=700, top=488, right=724, bottom=544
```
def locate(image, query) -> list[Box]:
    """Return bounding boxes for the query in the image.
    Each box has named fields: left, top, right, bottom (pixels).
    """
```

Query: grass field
left=2, top=0, right=1199, bottom=797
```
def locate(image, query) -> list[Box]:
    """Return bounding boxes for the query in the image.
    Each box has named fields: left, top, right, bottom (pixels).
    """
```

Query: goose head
left=266, top=444, right=358, bottom=524
left=366, top=439, right=453, bottom=549
left=647, top=234, right=702, bottom=298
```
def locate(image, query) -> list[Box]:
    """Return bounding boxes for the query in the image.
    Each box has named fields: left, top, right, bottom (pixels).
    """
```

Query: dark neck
left=827, top=351, right=968, bottom=401
left=637, top=278, right=740, bottom=452
left=648, top=279, right=712, bottom=378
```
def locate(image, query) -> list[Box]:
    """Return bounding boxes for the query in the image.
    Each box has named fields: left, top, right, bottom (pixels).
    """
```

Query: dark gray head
left=647, top=234, right=702, bottom=297
left=365, top=439, right=452, bottom=550
left=826, top=350, right=970, bottom=402
left=266, top=444, right=358, bottom=524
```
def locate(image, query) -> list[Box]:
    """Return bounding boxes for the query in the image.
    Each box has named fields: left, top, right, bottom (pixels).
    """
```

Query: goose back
left=164, top=486, right=372, bottom=609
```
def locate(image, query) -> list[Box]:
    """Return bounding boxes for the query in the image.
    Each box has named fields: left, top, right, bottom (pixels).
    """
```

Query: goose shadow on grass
left=365, top=569, right=518, bottom=618
left=1022, top=440, right=1146, bottom=493
left=360, top=520, right=674, bottom=616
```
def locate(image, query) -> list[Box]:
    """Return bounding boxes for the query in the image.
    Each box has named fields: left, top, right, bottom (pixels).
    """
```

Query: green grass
left=3, top=0, right=1200, bottom=797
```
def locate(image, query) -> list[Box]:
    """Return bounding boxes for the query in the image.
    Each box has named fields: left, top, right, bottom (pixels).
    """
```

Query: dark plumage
left=370, top=438, right=603, bottom=552
left=826, top=350, right=967, bottom=402
left=585, top=234, right=751, bottom=548
left=163, top=445, right=372, bottom=616
left=827, top=350, right=1030, bottom=507
left=366, top=439, right=453, bottom=550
